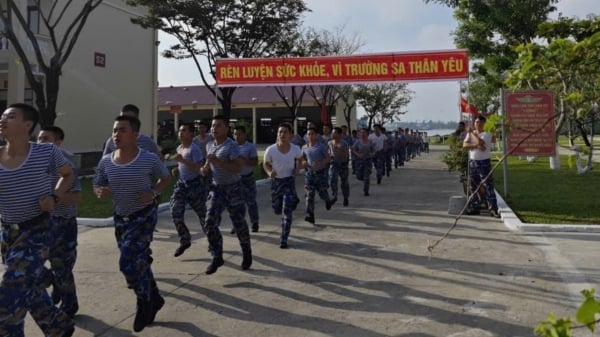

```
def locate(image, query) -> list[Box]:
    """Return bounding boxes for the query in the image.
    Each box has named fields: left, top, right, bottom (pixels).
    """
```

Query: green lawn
left=77, top=162, right=269, bottom=218
left=557, top=135, right=600, bottom=149
left=493, top=155, right=600, bottom=224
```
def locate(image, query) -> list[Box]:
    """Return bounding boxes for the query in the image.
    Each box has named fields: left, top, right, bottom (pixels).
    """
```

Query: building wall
left=53, top=1, right=157, bottom=153
left=0, top=0, right=157, bottom=153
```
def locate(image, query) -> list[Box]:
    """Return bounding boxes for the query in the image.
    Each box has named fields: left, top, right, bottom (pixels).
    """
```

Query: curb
left=496, top=191, right=600, bottom=233
left=77, top=178, right=272, bottom=228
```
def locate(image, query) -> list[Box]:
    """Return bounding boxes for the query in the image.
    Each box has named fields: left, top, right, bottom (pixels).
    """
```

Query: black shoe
left=241, top=252, right=252, bottom=270
left=304, top=215, right=315, bottom=224
left=62, top=303, right=79, bottom=319
left=489, top=209, right=501, bottom=218
left=364, top=191, right=369, bottom=196
left=205, top=257, right=225, bottom=275
left=343, top=198, right=348, bottom=207
left=251, top=223, right=259, bottom=232
left=148, top=294, right=165, bottom=324
left=465, top=208, right=480, bottom=215
left=62, top=325, right=75, bottom=337
left=280, top=242, right=288, bottom=249
left=326, top=197, right=335, bottom=210
left=133, top=299, right=151, bottom=332
left=230, top=228, right=236, bottom=234
left=377, top=177, right=382, bottom=184
left=173, top=242, right=191, bottom=257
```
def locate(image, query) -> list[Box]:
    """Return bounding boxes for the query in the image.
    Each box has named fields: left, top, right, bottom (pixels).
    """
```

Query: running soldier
left=368, top=124, right=386, bottom=184
left=170, top=123, right=206, bottom=258
left=302, top=127, right=335, bottom=224
left=194, top=121, right=214, bottom=201
left=36, top=126, right=81, bottom=319
left=233, top=125, right=260, bottom=233
left=328, top=127, right=350, bottom=207
left=94, top=115, right=170, bottom=332
left=263, top=123, right=302, bottom=248
left=102, top=104, right=160, bottom=157
left=352, top=127, right=376, bottom=196
left=200, top=115, right=253, bottom=274
left=0, top=103, right=75, bottom=337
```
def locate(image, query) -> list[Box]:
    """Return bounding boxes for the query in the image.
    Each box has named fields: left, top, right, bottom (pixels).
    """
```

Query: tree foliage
left=424, top=0, right=558, bottom=112
left=126, top=0, right=309, bottom=117
left=354, top=83, right=413, bottom=130
left=506, top=16, right=600, bottom=171
left=0, top=0, right=103, bottom=126
left=302, top=25, right=364, bottom=125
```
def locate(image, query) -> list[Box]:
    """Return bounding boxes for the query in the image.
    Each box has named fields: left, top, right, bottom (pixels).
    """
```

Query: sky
left=157, top=0, right=599, bottom=123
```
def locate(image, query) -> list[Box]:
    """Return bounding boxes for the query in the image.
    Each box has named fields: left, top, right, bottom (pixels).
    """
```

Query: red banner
left=216, top=50, right=469, bottom=86
left=460, top=97, right=479, bottom=115
left=505, top=91, right=556, bottom=156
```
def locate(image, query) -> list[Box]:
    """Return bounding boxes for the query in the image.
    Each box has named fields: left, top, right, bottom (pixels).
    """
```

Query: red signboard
left=505, top=91, right=556, bottom=156
left=169, top=105, right=182, bottom=114
left=216, top=50, right=469, bottom=86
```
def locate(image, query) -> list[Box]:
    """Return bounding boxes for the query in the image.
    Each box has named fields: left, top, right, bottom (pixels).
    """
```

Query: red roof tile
left=157, top=85, right=322, bottom=106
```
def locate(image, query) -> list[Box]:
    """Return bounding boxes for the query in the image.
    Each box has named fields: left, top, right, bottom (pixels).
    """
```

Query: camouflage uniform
left=271, top=177, right=299, bottom=245
left=170, top=176, right=207, bottom=247
left=204, top=182, right=251, bottom=257
left=0, top=214, right=74, bottom=337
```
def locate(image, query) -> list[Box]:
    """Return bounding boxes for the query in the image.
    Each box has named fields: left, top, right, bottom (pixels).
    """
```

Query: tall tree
left=303, top=25, right=364, bottom=125
left=506, top=16, right=600, bottom=172
left=424, top=0, right=558, bottom=110
left=354, top=83, right=413, bottom=130
left=0, top=0, right=103, bottom=126
left=127, top=0, right=309, bottom=117
left=336, top=85, right=357, bottom=130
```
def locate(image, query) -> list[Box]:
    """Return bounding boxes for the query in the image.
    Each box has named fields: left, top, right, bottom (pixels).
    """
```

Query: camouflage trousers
left=355, top=158, right=372, bottom=193
left=373, top=151, right=385, bottom=181
left=270, top=177, right=299, bottom=244
left=47, top=216, right=78, bottom=314
left=468, top=159, right=498, bottom=211
left=204, top=181, right=251, bottom=258
left=329, top=161, right=349, bottom=199
left=0, top=213, right=74, bottom=337
left=384, top=149, right=393, bottom=176
left=114, top=205, right=158, bottom=301
left=170, top=177, right=207, bottom=246
left=304, top=168, right=332, bottom=218
left=240, top=173, right=259, bottom=225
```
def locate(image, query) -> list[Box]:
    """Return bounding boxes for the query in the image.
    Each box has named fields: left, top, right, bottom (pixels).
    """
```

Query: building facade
left=0, top=0, right=157, bottom=156
left=157, top=85, right=357, bottom=144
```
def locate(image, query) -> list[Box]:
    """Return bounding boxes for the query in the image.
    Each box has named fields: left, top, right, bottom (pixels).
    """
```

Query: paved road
left=10, top=146, right=600, bottom=336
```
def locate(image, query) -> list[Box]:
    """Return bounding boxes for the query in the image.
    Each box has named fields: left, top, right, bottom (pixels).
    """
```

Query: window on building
left=24, top=88, right=33, bottom=106
left=27, top=0, right=39, bottom=34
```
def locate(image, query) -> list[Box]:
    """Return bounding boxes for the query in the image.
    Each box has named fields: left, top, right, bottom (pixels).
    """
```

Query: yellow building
left=157, top=85, right=357, bottom=144
left=0, top=0, right=157, bottom=157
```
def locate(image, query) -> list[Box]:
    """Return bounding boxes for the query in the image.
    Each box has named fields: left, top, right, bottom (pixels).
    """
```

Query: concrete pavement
left=13, top=145, right=600, bottom=336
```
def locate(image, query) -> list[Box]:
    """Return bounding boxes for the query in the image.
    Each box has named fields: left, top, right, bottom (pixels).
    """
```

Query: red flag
left=460, top=97, right=479, bottom=115
left=321, top=102, right=328, bottom=125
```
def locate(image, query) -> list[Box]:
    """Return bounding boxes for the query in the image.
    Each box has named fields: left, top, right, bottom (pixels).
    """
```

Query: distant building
left=1, top=1, right=157, bottom=158
left=157, top=85, right=357, bottom=144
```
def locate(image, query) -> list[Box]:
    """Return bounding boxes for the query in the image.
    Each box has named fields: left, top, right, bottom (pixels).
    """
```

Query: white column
left=252, top=106, right=257, bottom=143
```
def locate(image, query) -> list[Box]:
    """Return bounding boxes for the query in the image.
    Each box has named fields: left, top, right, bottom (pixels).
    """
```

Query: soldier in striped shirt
left=102, top=104, right=160, bottom=157
left=0, top=103, right=75, bottom=337
left=93, top=115, right=170, bottom=332
left=36, top=126, right=82, bottom=319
